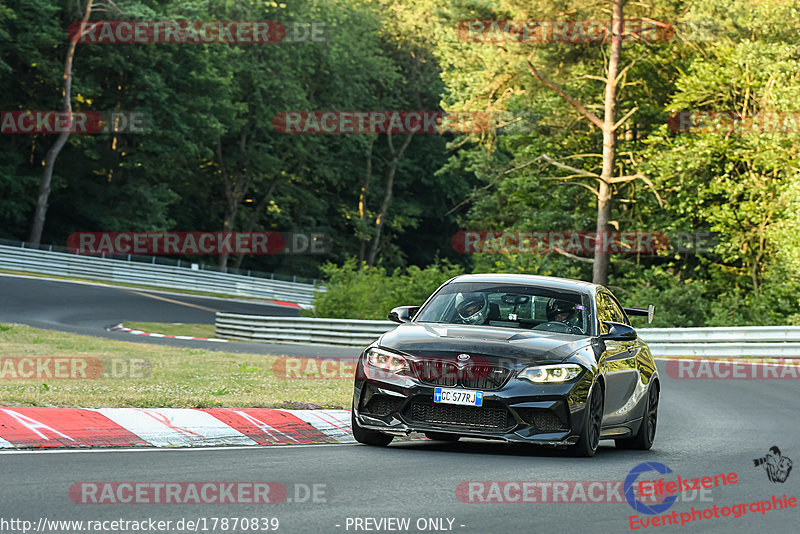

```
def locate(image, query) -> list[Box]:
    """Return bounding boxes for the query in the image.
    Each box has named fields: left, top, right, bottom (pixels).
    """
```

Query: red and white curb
left=106, top=323, right=229, bottom=343
left=0, top=407, right=355, bottom=449
left=270, top=300, right=313, bottom=310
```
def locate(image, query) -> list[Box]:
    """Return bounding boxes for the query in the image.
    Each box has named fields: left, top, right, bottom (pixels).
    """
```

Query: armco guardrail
left=0, top=245, right=320, bottom=304
left=215, top=314, right=394, bottom=346
left=638, top=326, right=800, bottom=343
left=214, top=314, right=800, bottom=356
left=642, top=326, right=800, bottom=357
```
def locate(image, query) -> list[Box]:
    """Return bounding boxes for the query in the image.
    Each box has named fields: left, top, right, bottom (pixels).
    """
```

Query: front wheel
left=570, top=382, right=604, bottom=457
left=616, top=382, right=658, bottom=450
left=351, top=409, right=393, bottom=447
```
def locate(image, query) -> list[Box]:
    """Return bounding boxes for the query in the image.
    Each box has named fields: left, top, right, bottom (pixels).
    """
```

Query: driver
left=546, top=299, right=579, bottom=324
left=455, top=292, right=489, bottom=325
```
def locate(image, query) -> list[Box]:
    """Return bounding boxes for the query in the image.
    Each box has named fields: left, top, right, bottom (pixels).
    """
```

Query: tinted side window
left=607, top=292, right=630, bottom=326
left=597, top=292, right=627, bottom=333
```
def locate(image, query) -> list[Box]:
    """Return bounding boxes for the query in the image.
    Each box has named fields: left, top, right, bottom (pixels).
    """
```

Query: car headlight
left=518, top=364, right=583, bottom=383
left=366, top=347, right=407, bottom=373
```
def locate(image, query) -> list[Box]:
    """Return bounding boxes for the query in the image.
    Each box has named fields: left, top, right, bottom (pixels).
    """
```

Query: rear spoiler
left=623, top=304, right=655, bottom=324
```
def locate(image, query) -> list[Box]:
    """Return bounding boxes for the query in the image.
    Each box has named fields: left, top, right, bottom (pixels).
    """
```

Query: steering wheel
left=531, top=321, right=574, bottom=334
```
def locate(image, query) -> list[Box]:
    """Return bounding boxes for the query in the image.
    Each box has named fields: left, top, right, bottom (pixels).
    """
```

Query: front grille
left=364, top=395, right=403, bottom=416
left=408, top=360, right=511, bottom=390
left=515, top=408, right=568, bottom=431
left=410, top=402, right=508, bottom=430
left=409, top=360, right=458, bottom=387
left=461, top=366, right=513, bottom=390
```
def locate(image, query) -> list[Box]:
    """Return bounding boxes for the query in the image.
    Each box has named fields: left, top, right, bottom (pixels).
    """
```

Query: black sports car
left=351, top=273, right=659, bottom=457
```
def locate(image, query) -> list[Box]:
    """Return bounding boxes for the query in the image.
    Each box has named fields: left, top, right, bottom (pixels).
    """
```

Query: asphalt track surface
left=0, top=274, right=359, bottom=358
left=1, top=274, right=797, bottom=533
left=1, top=365, right=798, bottom=533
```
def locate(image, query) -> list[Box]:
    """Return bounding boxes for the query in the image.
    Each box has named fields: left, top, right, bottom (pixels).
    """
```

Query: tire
left=570, top=382, right=604, bottom=457
left=351, top=409, right=393, bottom=447
left=616, top=382, right=658, bottom=450
left=425, top=432, right=460, bottom=442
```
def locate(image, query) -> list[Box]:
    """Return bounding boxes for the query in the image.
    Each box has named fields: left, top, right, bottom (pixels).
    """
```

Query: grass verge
left=0, top=322, right=350, bottom=409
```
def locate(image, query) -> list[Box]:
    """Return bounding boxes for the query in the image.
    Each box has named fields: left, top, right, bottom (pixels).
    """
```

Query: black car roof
left=446, top=273, right=599, bottom=294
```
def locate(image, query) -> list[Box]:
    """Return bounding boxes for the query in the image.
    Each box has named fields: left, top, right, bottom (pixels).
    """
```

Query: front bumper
left=353, top=361, right=594, bottom=446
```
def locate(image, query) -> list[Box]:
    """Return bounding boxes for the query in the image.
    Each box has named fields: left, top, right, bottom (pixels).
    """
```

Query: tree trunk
left=28, top=0, right=94, bottom=245
left=367, top=133, right=413, bottom=267
left=216, top=136, right=249, bottom=271
left=593, top=180, right=613, bottom=285
left=367, top=165, right=395, bottom=268
left=218, top=216, right=234, bottom=271
left=358, top=136, right=375, bottom=266
left=593, top=0, right=625, bottom=286
left=231, top=181, right=278, bottom=270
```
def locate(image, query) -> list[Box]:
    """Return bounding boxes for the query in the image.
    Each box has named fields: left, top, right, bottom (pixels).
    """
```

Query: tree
left=644, top=0, right=800, bottom=292
left=429, top=0, right=705, bottom=284
left=28, top=0, right=101, bottom=245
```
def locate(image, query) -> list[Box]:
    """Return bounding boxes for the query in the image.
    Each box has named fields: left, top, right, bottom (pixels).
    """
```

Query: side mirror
left=601, top=321, right=637, bottom=341
left=388, top=306, right=420, bottom=324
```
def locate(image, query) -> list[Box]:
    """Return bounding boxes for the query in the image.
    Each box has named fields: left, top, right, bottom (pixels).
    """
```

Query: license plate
left=434, top=387, right=483, bottom=407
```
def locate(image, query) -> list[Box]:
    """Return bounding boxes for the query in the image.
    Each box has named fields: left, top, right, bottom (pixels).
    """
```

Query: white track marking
left=93, top=408, right=258, bottom=447
left=282, top=409, right=356, bottom=443
left=0, top=442, right=356, bottom=454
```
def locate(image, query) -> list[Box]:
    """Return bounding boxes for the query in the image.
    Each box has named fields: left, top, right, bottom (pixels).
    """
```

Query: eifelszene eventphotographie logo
left=753, top=446, right=793, bottom=483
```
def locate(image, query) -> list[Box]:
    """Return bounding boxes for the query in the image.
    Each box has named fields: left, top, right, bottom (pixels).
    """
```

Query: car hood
left=378, top=322, right=591, bottom=364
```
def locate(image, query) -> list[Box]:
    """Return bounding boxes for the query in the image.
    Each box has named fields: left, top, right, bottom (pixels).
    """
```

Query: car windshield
left=415, top=282, right=591, bottom=336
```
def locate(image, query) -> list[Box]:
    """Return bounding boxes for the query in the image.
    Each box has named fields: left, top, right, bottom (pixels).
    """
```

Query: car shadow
left=386, top=438, right=630, bottom=458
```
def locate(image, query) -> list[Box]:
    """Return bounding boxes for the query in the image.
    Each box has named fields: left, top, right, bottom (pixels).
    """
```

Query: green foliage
left=0, top=0, right=462, bottom=278
left=709, top=270, right=800, bottom=327
left=2, top=0, right=799, bottom=326
left=614, top=268, right=712, bottom=328
left=310, top=258, right=464, bottom=320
